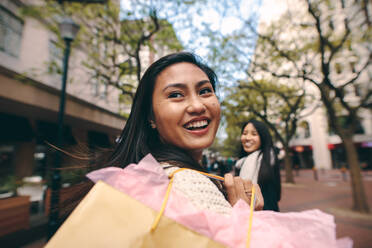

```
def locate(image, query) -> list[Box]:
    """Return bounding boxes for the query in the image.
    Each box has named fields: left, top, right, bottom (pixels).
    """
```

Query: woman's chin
left=244, top=148, right=256, bottom=153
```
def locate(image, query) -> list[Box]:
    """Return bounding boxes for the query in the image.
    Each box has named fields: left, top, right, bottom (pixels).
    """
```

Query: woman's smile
left=183, top=118, right=210, bottom=136
left=184, top=118, right=209, bottom=130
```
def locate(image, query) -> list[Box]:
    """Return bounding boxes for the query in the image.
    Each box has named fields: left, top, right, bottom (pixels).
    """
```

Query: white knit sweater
left=161, top=163, right=232, bottom=215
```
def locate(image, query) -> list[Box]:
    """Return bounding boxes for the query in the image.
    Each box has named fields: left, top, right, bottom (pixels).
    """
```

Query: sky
left=120, top=0, right=261, bottom=56
left=119, top=0, right=286, bottom=53
left=163, top=0, right=287, bottom=55
left=259, top=0, right=287, bottom=24
left=171, top=0, right=261, bottom=57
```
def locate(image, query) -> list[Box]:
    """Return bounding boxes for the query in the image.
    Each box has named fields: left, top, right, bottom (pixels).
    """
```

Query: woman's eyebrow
left=162, top=83, right=186, bottom=92
left=162, top=80, right=210, bottom=92
left=196, top=80, right=211, bottom=87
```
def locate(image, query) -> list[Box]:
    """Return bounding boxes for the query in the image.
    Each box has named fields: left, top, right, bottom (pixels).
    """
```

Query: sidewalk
left=279, top=169, right=372, bottom=248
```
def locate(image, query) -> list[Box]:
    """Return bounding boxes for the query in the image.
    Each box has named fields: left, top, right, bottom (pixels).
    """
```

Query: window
left=0, top=7, right=23, bottom=57
left=49, top=40, right=62, bottom=64
left=48, top=40, right=62, bottom=78
left=295, top=121, right=311, bottom=139
left=91, top=78, right=108, bottom=99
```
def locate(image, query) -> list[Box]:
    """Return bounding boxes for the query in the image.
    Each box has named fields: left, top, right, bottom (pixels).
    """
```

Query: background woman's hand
left=224, top=174, right=264, bottom=210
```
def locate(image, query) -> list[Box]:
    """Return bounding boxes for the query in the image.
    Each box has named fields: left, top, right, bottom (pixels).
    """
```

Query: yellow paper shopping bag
left=45, top=181, right=225, bottom=248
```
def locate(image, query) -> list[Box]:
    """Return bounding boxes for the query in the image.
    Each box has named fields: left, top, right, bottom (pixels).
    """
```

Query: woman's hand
left=224, top=174, right=264, bottom=210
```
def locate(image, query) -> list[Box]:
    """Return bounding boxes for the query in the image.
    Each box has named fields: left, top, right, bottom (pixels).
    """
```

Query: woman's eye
left=168, top=92, right=183, bottom=98
left=200, top=87, right=213, bottom=95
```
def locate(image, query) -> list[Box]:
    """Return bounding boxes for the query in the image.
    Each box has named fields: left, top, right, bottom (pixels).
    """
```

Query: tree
left=244, top=0, right=371, bottom=213
left=22, top=0, right=182, bottom=107
left=223, top=78, right=316, bottom=183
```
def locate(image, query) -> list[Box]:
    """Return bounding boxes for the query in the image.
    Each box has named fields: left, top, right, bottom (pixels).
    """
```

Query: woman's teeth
left=185, top=120, right=209, bottom=130
left=244, top=142, right=253, bottom=147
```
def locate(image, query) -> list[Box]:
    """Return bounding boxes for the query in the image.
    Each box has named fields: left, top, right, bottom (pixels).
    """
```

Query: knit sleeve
left=162, top=163, right=232, bottom=215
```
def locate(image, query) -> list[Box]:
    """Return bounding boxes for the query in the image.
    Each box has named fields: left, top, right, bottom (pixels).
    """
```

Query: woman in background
left=235, top=120, right=281, bottom=211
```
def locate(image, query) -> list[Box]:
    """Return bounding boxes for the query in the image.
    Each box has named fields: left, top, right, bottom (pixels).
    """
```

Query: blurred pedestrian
left=209, top=156, right=221, bottom=175
left=235, top=120, right=281, bottom=211
left=219, top=158, right=230, bottom=176
left=225, top=157, right=234, bottom=173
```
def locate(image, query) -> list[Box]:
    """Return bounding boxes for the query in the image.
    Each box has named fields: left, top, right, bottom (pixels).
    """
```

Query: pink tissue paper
left=87, top=154, right=353, bottom=248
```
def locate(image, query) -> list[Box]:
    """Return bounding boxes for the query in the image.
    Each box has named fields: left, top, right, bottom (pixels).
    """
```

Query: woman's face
left=152, top=62, right=221, bottom=160
left=241, top=123, right=261, bottom=153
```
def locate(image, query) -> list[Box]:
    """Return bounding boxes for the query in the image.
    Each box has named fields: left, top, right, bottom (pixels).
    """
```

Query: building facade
left=0, top=0, right=128, bottom=182
left=257, top=0, right=372, bottom=170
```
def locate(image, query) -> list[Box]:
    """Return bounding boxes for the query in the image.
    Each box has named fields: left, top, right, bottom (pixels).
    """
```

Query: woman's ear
left=148, top=109, right=156, bottom=129
left=149, top=120, right=156, bottom=129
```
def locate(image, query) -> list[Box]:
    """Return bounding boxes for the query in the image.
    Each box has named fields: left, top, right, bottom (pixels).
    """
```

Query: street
left=280, top=169, right=372, bottom=248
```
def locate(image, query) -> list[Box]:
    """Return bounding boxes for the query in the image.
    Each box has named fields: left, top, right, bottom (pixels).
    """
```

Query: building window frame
left=93, top=80, right=108, bottom=99
left=0, top=6, right=23, bottom=57
left=48, top=39, right=63, bottom=80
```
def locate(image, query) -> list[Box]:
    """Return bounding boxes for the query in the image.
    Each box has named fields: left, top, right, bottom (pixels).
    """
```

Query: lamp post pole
left=47, top=17, right=79, bottom=240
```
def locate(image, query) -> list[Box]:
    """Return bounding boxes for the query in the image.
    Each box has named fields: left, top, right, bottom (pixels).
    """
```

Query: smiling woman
left=97, top=52, right=263, bottom=214
left=151, top=62, right=221, bottom=161
left=235, top=120, right=281, bottom=211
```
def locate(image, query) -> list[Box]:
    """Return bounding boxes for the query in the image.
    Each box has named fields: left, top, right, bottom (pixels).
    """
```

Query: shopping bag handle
left=247, top=185, right=255, bottom=248
left=150, top=168, right=187, bottom=232
left=150, top=168, right=255, bottom=248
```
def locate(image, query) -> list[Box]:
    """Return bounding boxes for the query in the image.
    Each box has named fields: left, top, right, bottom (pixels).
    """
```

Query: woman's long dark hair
left=239, top=120, right=281, bottom=201
left=103, top=52, right=218, bottom=171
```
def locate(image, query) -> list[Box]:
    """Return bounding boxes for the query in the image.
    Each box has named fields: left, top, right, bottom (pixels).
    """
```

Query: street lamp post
left=47, top=17, right=80, bottom=240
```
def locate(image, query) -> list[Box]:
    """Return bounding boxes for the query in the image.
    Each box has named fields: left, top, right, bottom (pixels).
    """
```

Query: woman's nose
left=186, top=96, right=206, bottom=114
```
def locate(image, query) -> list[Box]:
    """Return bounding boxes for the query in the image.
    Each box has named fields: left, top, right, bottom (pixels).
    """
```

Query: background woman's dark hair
left=103, top=52, right=218, bottom=171
left=239, top=119, right=281, bottom=202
